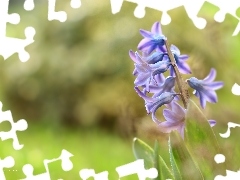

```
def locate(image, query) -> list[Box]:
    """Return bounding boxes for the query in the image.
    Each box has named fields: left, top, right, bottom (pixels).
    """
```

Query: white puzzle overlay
left=110, top=0, right=240, bottom=35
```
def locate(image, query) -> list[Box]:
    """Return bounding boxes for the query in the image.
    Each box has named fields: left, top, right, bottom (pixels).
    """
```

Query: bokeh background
left=0, top=0, right=240, bottom=179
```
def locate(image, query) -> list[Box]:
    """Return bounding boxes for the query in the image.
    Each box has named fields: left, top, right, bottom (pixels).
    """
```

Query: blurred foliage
left=0, top=1, right=239, bottom=140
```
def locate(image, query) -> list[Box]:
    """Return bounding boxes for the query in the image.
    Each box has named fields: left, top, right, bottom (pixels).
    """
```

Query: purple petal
left=133, top=68, right=138, bottom=76
left=202, top=90, right=217, bottom=103
left=203, top=68, right=216, bottom=83
left=178, top=54, right=189, bottom=61
left=208, top=119, right=216, bottom=127
left=154, top=73, right=166, bottom=84
left=151, top=107, right=161, bottom=124
left=170, top=44, right=180, bottom=56
left=171, top=101, right=186, bottom=116
left=134, top=73, right=150, bottom=86
left=134, top=64, right=147, bottom=73
left=177, top=124, right=185, bottom=139
left=129, top=50, right=141, bottom=64
left=206, top=81, right=224, bottom=90
left=194, top=90, right=200, bottom=98
left=139, top=29, right=153, bottom=38
left=151, top=22, right=162, bottom=34
left=158, top=120, right=184, bottom=134
left=169, top=66, right=175, bottom=77
left=158, top=121, right=176, bottom=133
left=134, top=87, right=153, bottom=102
left=138, top=39, right=153, bottom=51
left=177, top=61, right=192, bottom=74
left=146, top=85, right=162, bottom=94
left=147, top=43, right=158, bottom=54
left=198, top=92, right=207, bottom=108
left=157, top=45, right=167, bottom=52
left=163, top=109, right=178, bottom=123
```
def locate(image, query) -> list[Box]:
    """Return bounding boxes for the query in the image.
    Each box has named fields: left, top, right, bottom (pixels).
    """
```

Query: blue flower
left=158, top=101, right=186, bottom=138
left=134, top=86, right=179, bottom=123
left=147, top=76, right=176, bottom=98
left=144, top=51, right=166, bottom=64
left=187, top=68, right=223, bottom=108
left=167, top=45, right=191, bottom=76
left=129, top=50, right=171, bottom=91
left=138, top=22, right=167, bottom=54
left=158, top=101, right=217, bottom=139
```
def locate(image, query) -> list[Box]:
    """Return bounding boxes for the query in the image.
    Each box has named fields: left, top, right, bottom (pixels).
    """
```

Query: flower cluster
left=129, top=22, right=223, bottom=138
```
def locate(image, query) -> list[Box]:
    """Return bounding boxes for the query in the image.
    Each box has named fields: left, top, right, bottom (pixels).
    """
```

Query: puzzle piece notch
left=231, top=83, right=240, bottom=95
left=214, top=154, right=226, bottom=164
left=0, top=156, right=15, bottom=180
left=48, top=0, right=82, bottom=22
left=20, top=149, right=73, bottom=180
left=70, top=0, right=81, bottom=9
left=79, top=169, right=109, bottom=180
left=116, top=159, right=158, bottom=180
left=24, top=0, right=35, bottom=11
left=0, top=101, right=28, bottom=150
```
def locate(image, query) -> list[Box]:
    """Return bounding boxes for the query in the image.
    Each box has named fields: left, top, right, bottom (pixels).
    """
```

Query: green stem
left=164, top=39, right=189, bottom=109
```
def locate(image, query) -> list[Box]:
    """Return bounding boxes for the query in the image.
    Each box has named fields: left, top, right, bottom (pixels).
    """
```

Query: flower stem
left=164, top=40, right=189, bottom=109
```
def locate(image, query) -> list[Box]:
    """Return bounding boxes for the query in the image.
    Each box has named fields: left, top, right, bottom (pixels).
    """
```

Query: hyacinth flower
left=142, top=73, right=166, bottom=94
left=130, top=21, right=223, bottom=139
left=138, top=22, right=167, bottom=54
left=167, top=45, right=191, bottom=76
left=143, top=51, right=167, bottom=64
left=158, top=101, right=217, bottom=139
left=129, top=50, right=146, bottom=76
left=187, top=68, right=223, bottom=108
left=133, top=57, right=171, bottom=92
left=134, top=87, right=179, bottom=123
left=145, top=76, right=176, bottom=98
left=158, top=101, right=186, bottom=138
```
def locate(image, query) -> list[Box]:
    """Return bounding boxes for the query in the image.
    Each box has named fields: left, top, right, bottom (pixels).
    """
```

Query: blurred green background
left=0, top=0, right=240, bottom=179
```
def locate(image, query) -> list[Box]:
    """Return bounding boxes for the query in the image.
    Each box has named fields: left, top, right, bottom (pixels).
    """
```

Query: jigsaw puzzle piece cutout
left=0, top=26, right=35, bottom=62
left=0, top=156, right=15, bottom=180
left=21, top=164, right=50, bottom=180
left=116, top=159, right=158, bottom=180
left=0, top=102, right=28, bottom=150
left=200, top=2, right=240, bottom=37
left=0, top=0, right=20, bottom=38
left=112, top=0, right=184, bottom=23
left=48, top=0, right=81, bottom=22
left=0, top=0, right=36, bottom=62
left=20, top=149, right=73, bottom=179
left=79, top=169, right=108, bottom=180
left=206, top=0, right=240, bottom=22
left=182, top=0, right=207, bottom=29
left=43, top=149, right=74, bottom=171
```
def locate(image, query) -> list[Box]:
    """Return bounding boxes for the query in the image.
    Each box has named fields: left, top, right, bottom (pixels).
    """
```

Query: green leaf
left=168, top=135, right=182, bottom=180
left=133, top=138, right=173, bottom=180
left=184, top=100, right=226, bottom=178
left=132, top=138, right=155, bottom=169
left=153, top=140, right=174, bottom=180
left=169, top=132, right=204, bottom=180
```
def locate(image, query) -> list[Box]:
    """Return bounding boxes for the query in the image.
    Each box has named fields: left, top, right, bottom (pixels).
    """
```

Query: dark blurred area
left=2, top=0, right=240, bottom=140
